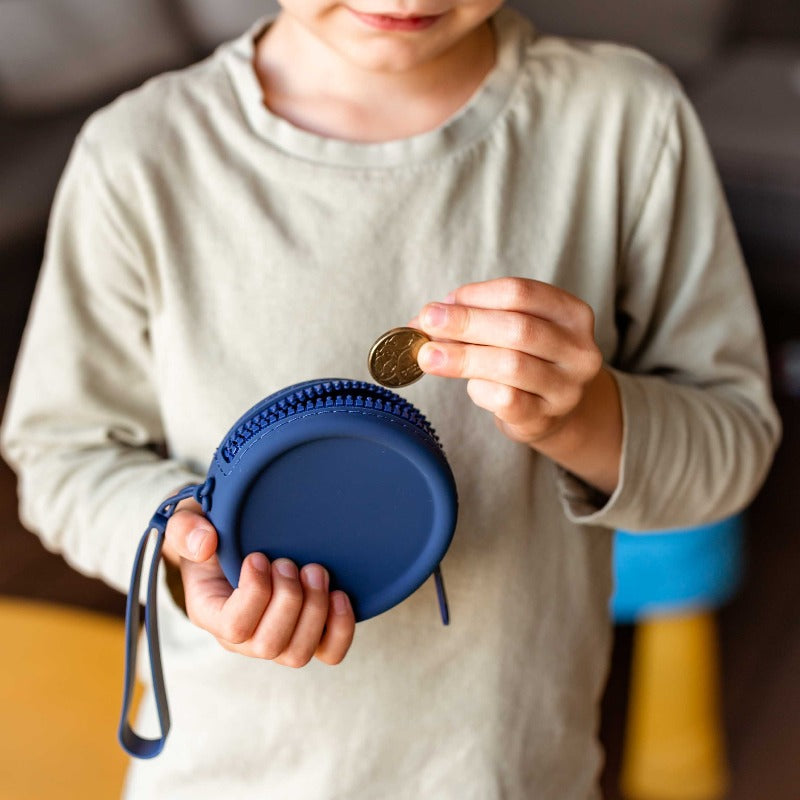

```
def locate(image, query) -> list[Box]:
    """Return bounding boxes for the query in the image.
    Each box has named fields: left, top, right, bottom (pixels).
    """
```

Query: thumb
left=164, top=504, right=218, bottom=565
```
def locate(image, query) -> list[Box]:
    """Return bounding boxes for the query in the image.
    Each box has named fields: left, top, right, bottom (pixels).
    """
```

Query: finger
left=164, top=506, right=218, bottom=564
left=273, top=564, right=331, bottom=668
left=246, top=559, right=304, bottom=660
left=466, top=378, right=550, bottom=429
left=418, top=303, right=570, bottom=362
left=214, top=553, right=274, bottom=644
left=445, top=277, right=595, bottom=331
left=417, top=341, right=575, bottom=402
left=407, top=293, right=455, bottom=330
left=315, top=591, right=356, bottom=665
left=184, top=552, right=273, bottom=644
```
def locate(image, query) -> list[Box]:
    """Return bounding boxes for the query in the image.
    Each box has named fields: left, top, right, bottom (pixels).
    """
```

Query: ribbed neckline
left=221, top=7, right=531, bottom=168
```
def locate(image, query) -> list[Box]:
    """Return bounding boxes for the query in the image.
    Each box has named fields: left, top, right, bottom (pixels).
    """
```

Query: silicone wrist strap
left=434, top=565, right=449, bottom=626
left=118, top=483, right=206, bottom=758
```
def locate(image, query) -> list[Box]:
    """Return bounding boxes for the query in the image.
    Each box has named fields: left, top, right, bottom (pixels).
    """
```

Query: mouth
left=347, top=8, right=445, bottom=31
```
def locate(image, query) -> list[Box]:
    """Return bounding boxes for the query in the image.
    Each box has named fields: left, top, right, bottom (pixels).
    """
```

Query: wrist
left=529, top=367, right=623, bottom=495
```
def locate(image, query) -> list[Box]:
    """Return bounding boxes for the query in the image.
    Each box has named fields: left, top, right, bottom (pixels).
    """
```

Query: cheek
left=277, top=0, right=342, bottom=40
left=460, top=0, right=505, bottom=23
left=277, top=0, right=333, bottom=15
left=443, top=0, right=504, bottom=34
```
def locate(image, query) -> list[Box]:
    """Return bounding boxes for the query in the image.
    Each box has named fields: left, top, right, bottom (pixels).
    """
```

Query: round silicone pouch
left=119, top=379, right=458, bottom=759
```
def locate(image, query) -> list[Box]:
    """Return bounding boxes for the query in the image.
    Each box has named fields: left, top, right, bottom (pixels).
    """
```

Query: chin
left=336, top=33, right=449, bottom=73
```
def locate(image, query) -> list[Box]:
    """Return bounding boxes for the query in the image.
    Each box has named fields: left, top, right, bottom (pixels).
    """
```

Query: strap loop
left=192, top=477, right=215, bottom=513
left=118, top=483, right=204, bottom=758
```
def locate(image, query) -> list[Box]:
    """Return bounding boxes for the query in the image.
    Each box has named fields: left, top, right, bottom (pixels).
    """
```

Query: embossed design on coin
left=368, top=327, right=431, bottom=388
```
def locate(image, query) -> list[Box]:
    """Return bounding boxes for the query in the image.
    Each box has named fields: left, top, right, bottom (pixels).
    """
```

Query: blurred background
left=0, top=1, right=798, bottom=798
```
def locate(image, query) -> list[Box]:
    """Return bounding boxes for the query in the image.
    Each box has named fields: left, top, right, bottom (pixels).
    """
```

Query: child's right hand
left=162, top=496, right=355, bottom=667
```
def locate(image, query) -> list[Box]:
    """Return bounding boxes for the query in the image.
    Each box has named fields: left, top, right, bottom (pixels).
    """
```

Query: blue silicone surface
left=206, top=379, right=457, bottom=621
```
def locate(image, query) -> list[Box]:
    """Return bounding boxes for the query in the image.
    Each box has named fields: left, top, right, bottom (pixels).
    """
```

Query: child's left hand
left=413, top=277, right=622, bottom=494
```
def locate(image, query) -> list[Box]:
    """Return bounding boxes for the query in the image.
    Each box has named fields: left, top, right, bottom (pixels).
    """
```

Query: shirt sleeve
left=0, top=130, right=203, bottom=594
left=557, top=85, right=782, bottom=531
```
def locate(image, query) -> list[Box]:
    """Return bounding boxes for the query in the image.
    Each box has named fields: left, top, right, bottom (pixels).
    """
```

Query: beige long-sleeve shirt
left=1, top=9, right=780, bottom=798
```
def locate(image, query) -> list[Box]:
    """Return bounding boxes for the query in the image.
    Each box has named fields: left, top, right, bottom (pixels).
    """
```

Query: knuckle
left=576, top=300, right=596, bottom=330
left=453, top=305, right=471, bottom=337
left=282, top=649, right=314, bottom=669
left=221, top=617, right=252, bottom=645
left=500, top=277, right=528, bottom=307
left=507, top=316, right=533, bottom=350
left=495, top=383, right=519, bottom=413
left=465, top=377, right=483, bottom=404
left=272, top=582, right=304, bottom=615
left=451, top=344, right=467, bottom=376
left=577, top=344, right=603, bottom=377
left=528, top=418, right=554, bottom=441
left=252, top=640, right=282, bottom=661
left=304, top=591, right=330, bottom=617
left=568, top=382, right=585, bottom=406
left=500, top=349, right=527, bottom=381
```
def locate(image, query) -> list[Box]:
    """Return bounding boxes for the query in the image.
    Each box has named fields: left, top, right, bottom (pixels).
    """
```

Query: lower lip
left=348, top=9, right=443, bottom=31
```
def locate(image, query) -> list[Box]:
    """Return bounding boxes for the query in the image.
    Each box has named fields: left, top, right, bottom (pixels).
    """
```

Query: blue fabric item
left=611, top=515, right=744, bottom=622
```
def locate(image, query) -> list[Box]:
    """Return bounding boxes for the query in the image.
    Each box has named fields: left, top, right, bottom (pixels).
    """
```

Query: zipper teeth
left=221, top=379, right=439, bottom=464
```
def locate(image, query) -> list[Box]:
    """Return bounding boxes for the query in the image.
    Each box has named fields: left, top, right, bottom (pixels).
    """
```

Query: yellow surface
left=621, top=611, right=729, bottom=800
left=0, top=597, right=140, bottom=800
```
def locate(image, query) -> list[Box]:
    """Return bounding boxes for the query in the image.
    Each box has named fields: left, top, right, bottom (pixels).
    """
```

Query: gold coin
left=368, top=327, right=431, bottom=388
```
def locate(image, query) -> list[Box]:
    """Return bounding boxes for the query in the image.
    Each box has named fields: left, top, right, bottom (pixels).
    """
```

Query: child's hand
left=161, top=497, right=356, bottom=666
left=413, top=277, right=622, bottom=494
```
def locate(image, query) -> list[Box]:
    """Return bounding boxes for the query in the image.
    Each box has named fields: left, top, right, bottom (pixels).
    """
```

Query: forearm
left=2, top=415, right=201, bottom=593
left=529, top=367, right=622, bottom=496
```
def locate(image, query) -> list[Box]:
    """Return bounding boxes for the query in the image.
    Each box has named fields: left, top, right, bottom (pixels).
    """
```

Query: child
left=1, top=1, right=781, bottom=797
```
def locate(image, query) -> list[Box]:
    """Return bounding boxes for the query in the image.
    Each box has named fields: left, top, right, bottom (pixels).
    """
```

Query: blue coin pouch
left=119, top=379, right=458, bottom=758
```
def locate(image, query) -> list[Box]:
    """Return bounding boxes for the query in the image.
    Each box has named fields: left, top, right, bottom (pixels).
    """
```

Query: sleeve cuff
left=555, top=367, right=648, bottom=529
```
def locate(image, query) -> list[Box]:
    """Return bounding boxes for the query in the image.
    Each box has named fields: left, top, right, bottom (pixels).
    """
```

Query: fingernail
left=275, top=559, right=298, bottom=579
left=423, top=303, right=447, bottom=328
left=250, top=552, right=270, bottom=574
left=418, top=344, right=445, bottom=370
left=332, top=593, right=351, bottom=616
left=443, top=292, right=456, bottom=304
left=303, top=565, right=328, bottom=590
left=187, top=528, right=209, bottom=557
